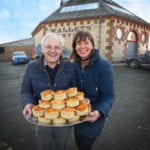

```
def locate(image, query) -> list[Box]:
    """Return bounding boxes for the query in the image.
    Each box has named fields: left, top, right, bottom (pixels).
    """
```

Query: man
left=20, top=32, right=76, bottom=150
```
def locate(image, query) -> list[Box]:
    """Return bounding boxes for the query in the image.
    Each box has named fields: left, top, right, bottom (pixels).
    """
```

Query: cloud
left=133, top=3, right=150, bottom=22
left=38, top=0, right=52, bottom=14
left=0, top=0, right=149, bottom=45
left=120, top=0, right=150, bottom=22
left=38, top=0, right=60, bottom=15
left=0, top=8, right=10, bottom=20
left=0, top=33, right=17, bottom=44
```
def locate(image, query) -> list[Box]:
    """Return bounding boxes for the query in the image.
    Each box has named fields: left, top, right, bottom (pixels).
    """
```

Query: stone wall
left=0, top=45, right=34, bottom=61
left=33, top=18, right=113, bottom=60
left=32, top=17, right=150, bottom=62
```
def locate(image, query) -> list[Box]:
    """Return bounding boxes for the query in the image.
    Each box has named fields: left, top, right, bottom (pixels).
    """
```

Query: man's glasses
left=44, top=45, right=61, bottom=51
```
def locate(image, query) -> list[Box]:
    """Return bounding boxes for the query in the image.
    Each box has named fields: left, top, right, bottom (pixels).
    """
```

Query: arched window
left=127, top=31, right=136, bottom=41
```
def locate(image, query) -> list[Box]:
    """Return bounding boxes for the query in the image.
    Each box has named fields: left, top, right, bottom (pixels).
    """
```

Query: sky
left=0, top=0, right=150, bottom=45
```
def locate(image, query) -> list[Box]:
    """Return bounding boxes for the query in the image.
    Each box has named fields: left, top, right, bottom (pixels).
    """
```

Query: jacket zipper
left=43, top=70, right=52, bottom=88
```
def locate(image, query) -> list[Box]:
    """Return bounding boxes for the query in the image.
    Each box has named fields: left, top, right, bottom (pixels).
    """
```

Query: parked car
left=32, top=44, right=70, bottom=60
left=125, top=51, right=150, bottom=69
left=61, top=50, right=71, bottom=60
left=32, top=44, right=43, bottom=60
left=12, top=51, right=29, bottom=65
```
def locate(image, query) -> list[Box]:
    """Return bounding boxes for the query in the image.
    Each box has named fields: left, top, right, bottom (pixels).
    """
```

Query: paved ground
left=0, top=61, right=150, bottom=150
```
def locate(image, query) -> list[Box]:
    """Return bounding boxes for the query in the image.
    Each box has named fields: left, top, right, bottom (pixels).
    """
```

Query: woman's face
left=75, top=37, right=93, bottom=60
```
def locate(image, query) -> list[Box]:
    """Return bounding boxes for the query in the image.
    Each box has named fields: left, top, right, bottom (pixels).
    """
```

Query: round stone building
left=32, top=0, right=150, bottom=62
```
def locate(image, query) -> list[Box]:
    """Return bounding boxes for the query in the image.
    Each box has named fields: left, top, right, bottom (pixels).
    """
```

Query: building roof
left=42, top=0, right=149, bottom=25
left=0, top=38, right=34, bottom=47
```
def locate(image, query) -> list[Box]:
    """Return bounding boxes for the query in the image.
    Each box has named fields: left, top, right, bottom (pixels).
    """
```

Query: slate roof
left=0, top=38, right=34, bottom=47
left=42, top=0, right=149, bottom=25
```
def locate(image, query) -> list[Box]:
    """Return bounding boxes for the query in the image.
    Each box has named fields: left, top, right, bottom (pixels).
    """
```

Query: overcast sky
left=0, top=0, right=150, bottom=44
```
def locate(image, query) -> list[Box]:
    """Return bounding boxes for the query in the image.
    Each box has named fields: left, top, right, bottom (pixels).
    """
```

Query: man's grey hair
left=41, top=32, right=64, bottom=49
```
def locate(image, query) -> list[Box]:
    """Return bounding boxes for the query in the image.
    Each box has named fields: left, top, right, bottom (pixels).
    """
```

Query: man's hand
left=23, top=103, right=33, bottom=117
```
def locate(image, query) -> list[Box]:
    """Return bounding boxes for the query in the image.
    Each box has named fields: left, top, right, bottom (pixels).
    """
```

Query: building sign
left=49, top=25, right=92, bottom=38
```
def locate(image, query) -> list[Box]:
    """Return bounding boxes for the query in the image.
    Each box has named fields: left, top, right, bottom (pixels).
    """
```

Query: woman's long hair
left=70, top=31, right=95, bottom=62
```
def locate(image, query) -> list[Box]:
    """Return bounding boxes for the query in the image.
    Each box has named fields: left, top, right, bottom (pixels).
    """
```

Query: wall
left=33, top=17, right=150, bottom=62
left=0, top=45, right=34, bottom=61
left=33, top=18, right=113, bottom=60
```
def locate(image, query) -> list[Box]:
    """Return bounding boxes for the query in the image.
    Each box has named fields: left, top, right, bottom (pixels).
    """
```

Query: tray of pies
left=24, top=87, right=91, bottom=127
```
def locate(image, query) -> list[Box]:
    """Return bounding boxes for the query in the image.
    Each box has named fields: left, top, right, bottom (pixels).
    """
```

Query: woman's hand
left=23, top=103, right=33, bottom=117
left=86, top=110, right=101, bottom=122
left=84, top=98, right=90, bottom=104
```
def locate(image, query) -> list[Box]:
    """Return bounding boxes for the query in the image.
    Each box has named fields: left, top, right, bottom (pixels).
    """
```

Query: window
left=141, top=33, right=145, bottom=42
left=116, top=28, right=123, bottom=39
left=60, top=3, right=99, bottom=13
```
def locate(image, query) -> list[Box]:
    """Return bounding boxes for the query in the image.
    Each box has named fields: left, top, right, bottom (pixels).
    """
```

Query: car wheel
left=129, top=60, right=140, bottom=69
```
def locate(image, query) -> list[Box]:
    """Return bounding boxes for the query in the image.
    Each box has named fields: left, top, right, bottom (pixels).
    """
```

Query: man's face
left=43, top=37, right=62, bottom=64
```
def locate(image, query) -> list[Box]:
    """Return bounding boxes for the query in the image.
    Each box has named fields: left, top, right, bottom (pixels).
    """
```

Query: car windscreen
left=13, top=52, right=25, bottom=56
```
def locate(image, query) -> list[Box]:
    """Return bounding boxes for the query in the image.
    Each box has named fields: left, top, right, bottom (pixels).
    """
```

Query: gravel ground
left=0, top=61, right=150, bottom=150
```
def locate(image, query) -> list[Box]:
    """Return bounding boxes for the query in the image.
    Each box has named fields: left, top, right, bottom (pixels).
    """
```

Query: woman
left=70, top=31, right=115, bottom=150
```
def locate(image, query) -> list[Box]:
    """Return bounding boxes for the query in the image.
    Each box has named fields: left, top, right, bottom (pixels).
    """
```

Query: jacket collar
left=90, top=49, right=100, bottom=64
left=75, top=49, right=100, bottom=67
left=36, top=54, right=65, bottom=71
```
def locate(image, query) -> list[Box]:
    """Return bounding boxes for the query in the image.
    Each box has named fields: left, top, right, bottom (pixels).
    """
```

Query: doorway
left=125, top=31, right=137, bottom=57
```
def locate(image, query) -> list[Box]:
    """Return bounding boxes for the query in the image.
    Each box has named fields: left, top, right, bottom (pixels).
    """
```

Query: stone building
left=32, top=0, right=150, bottom=62
left=0, top=38, right=34, bottom=61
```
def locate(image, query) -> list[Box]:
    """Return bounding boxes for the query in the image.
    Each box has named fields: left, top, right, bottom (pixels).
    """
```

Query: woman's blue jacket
left=74, top=49, right=115, bottom=137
